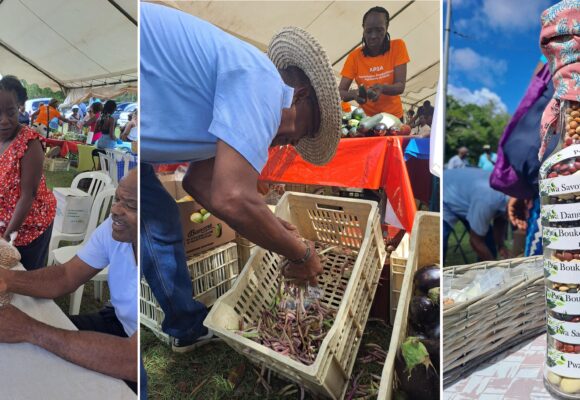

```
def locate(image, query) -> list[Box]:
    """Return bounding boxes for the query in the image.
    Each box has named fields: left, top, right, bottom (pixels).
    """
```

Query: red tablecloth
left=44, top=138, right=83, bottom=158
left=260, top=137, right=417, bottom=232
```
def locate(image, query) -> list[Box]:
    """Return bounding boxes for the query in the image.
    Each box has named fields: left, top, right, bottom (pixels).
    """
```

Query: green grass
left=44, top=168, right=78, bottom=190
left=142, top=319, right=391, bottom=400
left=444, top=222, right=515, bottom=267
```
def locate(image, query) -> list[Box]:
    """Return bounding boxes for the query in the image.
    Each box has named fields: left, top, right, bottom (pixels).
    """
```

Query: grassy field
left=142, top=319, right=391, bottom=400
left=444, top=222, right=517, bottom=267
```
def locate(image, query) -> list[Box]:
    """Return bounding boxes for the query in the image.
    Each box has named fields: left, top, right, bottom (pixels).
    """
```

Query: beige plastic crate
left=235, top=235, right=256, bottom=270
left=204, top=192, right=386, bottom=400
left=43, top=158, right=70, bottom=172
left=389, top=233, right=410, bottom=325
left=140, top=242, right=239, bottom=343
left=378, top=212, right=440, bottom=400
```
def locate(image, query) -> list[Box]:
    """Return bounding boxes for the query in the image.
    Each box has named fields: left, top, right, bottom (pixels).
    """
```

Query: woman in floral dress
left=0, top=76, right=56, bottom=270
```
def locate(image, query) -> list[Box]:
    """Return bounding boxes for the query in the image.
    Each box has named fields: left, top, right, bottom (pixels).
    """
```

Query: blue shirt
left=443, top=168, right=508, bottom=236
left=140, top=3, right=294, bottom=172
left=478, top=152, right=497, bottom=171
left=77, top=217, right=137, bottom=336
left=447, top=155, right=469, bottom=169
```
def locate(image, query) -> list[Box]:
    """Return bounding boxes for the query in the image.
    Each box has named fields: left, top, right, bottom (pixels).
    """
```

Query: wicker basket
left=204, top=192, right=386, bottom=399
left=377, top=212, right=440, bottom=400
left=140, top=242, right=239, bottom=344
left=389, top=233, right=410, bottom=325
left=442, top=256, right=545, bottom=386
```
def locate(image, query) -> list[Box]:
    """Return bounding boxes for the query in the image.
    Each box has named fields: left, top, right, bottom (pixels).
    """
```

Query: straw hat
left=268, top=27, right=341, bottom=166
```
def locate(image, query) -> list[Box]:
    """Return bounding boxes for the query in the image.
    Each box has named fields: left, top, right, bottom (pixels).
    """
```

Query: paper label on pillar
left=545, top=258, right=580, bottom=283
left=542, top=203, right=580, bottom=223
left=548, top=315, right=580, bottom=344
left=542, top=227, right=580, bottom=250
left=540, top=146, right=580, bottom=179
left=547, top=288, right=580, bottom=314
left=547, top=347, right=580, bottom=378
left=539, top=173, right=580, bottom=197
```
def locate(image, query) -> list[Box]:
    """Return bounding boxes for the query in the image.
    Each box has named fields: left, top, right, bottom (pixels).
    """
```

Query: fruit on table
left=351, top=107, right=366, bottom=121
left=347, top=119, right=360, bottom=128
left=374, top=123, right=388, bottom=136
left=215, top=223, right=222, bottom=238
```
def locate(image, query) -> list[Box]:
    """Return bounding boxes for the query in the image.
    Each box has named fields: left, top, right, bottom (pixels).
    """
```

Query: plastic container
left=140, top=242, right=239, bottom=344
left=204, top=192, right=386, bottom=400
left=541, top=100, right=580, bottom=398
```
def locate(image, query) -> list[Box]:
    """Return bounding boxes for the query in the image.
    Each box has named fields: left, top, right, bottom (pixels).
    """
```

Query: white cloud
left=448, top=84, right=508, bottom=114
left=482, top=0, right=550, bottom=32
left=454, top=0, right=550, bottom=35
left=450, top=47, right=507, bottom=87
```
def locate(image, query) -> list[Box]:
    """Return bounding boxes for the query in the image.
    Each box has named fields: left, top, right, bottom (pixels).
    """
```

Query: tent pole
left=442, top=0, right=451, bottom=140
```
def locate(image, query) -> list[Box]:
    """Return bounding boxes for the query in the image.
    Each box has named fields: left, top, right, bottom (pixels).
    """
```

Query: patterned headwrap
left=538, top=0, right=580, bottom=159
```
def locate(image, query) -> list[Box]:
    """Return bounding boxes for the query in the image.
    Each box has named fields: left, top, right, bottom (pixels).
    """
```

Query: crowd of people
left=17, top=97, right=137, bottom=150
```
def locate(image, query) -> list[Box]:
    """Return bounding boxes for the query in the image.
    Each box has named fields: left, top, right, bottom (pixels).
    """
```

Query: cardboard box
left=160, top=175, right=236, bottom=258
left=53, top=188, right=92, bottom=234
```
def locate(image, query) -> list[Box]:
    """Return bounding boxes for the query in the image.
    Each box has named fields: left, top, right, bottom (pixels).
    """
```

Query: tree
left=445, top=96, right=510, bottom=165
left=21, top=80, right=65, bottom=102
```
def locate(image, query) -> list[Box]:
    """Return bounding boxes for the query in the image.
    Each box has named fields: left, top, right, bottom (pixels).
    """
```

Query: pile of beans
left=553, top=250, right=580, bottom=262
left=564, top=104, right=580, bottom=147
left=547, top=158, right=580, bottom=178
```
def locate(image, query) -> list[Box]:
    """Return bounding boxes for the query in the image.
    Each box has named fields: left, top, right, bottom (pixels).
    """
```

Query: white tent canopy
left=0, top=0, right=138, bottom=91
left=158, top=0, right=440, bottom=108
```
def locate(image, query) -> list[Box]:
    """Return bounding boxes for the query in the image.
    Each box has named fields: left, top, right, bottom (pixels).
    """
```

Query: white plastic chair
left=47, top=172, right=112, bottom=257
left=98, top=152, right=111, bottom=177
left=49, top=187, right=116, bottom=315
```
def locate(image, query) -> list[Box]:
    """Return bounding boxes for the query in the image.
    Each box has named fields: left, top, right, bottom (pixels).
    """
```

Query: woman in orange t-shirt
left=339, top=6, right=410, bottom=119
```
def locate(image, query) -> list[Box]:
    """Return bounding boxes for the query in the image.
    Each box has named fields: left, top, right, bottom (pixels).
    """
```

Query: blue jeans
left=140, top=163, right=209, bottom=398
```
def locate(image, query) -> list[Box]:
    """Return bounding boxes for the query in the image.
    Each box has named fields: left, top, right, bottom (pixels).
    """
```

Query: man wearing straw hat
left=139, top=1, right=341, bottom=373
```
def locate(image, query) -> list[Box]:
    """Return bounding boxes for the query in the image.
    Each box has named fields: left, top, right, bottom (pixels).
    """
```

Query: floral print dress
left=0, top=126, right=56, bottom=246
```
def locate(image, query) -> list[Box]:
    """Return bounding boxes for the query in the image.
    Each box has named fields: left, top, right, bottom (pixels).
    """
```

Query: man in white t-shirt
left=0, top=170, right=138, bottom=391
left=410, top=115, right=431, bottom=137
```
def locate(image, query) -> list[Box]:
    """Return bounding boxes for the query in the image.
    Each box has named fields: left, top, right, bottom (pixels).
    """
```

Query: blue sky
left=445, top=0, right=552, bottom=115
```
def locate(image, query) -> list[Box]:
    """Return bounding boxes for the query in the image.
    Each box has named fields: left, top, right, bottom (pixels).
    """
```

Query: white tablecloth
left=0, top=266, right=135, bottom=400
left=444, top=334, right=554, bottom=399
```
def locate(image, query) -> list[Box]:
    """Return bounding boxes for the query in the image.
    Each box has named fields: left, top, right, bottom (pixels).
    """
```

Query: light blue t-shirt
left=478, top=152, right=497, bottom=171
left=77, top=217, right=137, bottom=337
left=140, top=3, right=294, bottom=172
left=443, top=168, right=508, bottom=236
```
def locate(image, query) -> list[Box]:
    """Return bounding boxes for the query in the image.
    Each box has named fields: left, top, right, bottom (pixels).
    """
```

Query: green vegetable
left=347, top=119, right=360, bottom=128
left=351, top=108, right=365, bottom=120
left=359, top=113, right=385, bottom=131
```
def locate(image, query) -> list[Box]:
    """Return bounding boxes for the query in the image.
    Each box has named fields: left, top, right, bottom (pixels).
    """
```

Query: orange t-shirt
left=34, top=105, right=61, bottom=126
left=341, top=39, right=410, bottom=118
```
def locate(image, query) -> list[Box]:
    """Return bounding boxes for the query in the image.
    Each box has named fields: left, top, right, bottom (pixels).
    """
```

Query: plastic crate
left=235, top=235, right=256, bottom=270
left=377, top=212, right=440, bottom=400
left=389, top=233, right=410, bottom=325
left=140, top=242, right=239, bottom=343
left=204, top=193, right=387, bottom=399
left=43, top=158, right=70, bottom=172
